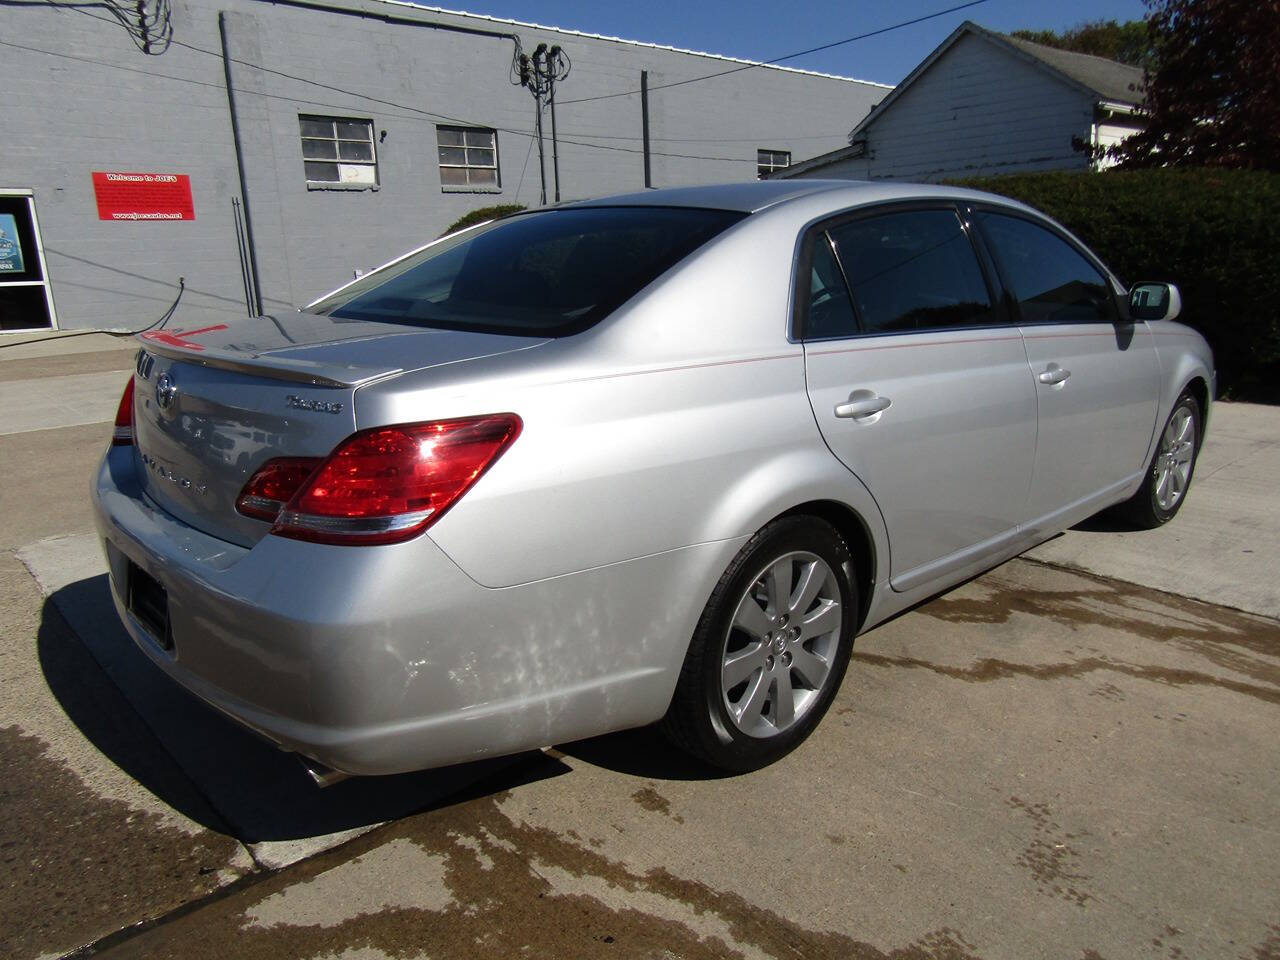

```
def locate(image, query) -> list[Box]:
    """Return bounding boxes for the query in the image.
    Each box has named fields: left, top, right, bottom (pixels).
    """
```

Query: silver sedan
left=93, top=180, right=1213, bottom=780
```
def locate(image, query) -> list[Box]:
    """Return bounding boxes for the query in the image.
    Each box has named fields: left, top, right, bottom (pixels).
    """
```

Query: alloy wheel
left=1154, top=403, right=1197, bottom=511
left=720, top=551, right=842, bottom=738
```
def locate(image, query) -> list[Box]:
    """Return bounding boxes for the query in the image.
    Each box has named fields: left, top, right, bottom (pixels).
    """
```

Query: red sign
left=92, top=172, right=194, bottom=221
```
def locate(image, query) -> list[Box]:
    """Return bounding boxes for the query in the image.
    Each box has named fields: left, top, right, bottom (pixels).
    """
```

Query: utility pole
left=532, top=87, right=548, bottom=205
left=514, top=42, right=571, bottom=205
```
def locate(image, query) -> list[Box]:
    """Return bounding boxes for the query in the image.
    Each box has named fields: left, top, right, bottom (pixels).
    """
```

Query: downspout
left=218, top=12, right=264, bottom=317
left=641, top=70, right=652, bottom=188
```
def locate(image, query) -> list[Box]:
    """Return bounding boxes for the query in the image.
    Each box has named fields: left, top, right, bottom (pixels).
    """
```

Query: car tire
left=1120, top=390, right=1202, bottom=529
left=661, top=516, right=857, bottom=772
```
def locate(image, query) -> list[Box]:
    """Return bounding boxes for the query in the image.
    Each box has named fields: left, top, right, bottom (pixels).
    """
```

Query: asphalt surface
left=1, top=333, right=1277, bottom=960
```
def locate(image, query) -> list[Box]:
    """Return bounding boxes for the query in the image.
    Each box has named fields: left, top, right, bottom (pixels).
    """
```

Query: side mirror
left=1129, top=282, right=1182, bottom=322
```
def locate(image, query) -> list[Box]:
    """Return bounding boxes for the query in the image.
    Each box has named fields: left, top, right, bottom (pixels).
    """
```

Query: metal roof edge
left=772, top=143, right=866, bottom=178
left=257, top=0, right=893, bottom=89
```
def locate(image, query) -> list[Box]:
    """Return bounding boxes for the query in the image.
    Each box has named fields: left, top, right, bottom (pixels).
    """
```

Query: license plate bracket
left=127, top=562, right=173, bottom=650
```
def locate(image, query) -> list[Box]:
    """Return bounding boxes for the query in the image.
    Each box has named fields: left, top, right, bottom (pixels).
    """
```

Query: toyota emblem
left=155, top=372, right=178, bottom=411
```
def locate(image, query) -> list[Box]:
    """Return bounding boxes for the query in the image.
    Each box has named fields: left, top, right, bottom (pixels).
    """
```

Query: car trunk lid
left=131, top=311, right=547, bottom=547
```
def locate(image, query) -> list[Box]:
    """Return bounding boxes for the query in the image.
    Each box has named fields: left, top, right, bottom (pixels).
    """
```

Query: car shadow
left=556, top=726, right=737, bottom=782
left=38, top=574, right=569, bottom=844
left=1067, top=509, right=1139, bottom=534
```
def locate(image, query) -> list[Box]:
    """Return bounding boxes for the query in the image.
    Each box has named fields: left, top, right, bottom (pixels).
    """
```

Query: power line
left=559, top=0, right=989, bottom=105
left=33, top=2, right=913, bottom=164
left=4, top=26, right=760, bottom=164
left=51, top=0, right=174, bottom=54
left=557, top=130, right=851, bottom=144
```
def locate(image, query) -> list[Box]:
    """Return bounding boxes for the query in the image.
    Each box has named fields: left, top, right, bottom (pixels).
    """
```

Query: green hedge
left=948, top=169, right=1280, bottom=403
left=441, top=204, right=526, bottom=237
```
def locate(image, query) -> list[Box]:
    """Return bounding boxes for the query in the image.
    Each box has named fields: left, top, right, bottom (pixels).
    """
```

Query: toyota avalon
left=93, top=180, right=1213, bottom=780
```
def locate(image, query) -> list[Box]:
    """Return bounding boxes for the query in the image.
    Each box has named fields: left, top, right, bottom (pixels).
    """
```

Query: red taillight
left=235, top=457, right=322, bottom=521
left=236, top=414, right=521, bottom=545
left=112, top=377, right=135, bottom=446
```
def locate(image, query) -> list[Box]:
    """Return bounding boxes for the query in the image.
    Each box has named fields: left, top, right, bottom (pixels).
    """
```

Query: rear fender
left=693, top=444, right=890, bottom=604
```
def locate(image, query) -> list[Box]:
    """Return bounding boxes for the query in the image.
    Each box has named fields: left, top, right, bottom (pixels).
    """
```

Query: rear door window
left=311, top=206, right=745, bottom=337
left=977, top=212, right=1115, bottom=325
left=806, top=234, right=859, bottom=340
left=826, top=208, right=996, bottom=335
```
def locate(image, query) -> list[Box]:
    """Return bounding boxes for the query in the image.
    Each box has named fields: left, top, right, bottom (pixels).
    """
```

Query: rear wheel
left=662, top=516, right=857, bottom=772
left=1121, top=390, right=1202, bottom=528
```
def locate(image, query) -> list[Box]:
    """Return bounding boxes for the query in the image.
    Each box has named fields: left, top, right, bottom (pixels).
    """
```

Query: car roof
left=564, top=179, right=1038, bottom=216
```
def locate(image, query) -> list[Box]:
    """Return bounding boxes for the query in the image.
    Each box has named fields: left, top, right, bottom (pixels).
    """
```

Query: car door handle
left=1037, top=365, right=1071, bottom=385
left=834, top=395, right=892, bottom=419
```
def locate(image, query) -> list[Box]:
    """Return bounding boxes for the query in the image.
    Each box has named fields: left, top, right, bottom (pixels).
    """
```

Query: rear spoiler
left=138, top=329, right=402, bottom=388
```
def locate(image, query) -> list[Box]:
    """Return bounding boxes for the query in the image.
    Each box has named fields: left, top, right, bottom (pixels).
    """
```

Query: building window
left=299, top=116, right=377, bottom=187
left=757, top=149, right=791, bottom=179
left=437, top=127, right=499, bottom=190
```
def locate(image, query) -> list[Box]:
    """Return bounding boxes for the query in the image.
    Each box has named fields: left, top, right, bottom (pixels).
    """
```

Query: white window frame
left=437, top=126, right=501, bottom=193
left=299, top=116, right=378, bottom=190
left=0, top=189, right=57, bottom=332
left=757, top=148, right=792, bottom=179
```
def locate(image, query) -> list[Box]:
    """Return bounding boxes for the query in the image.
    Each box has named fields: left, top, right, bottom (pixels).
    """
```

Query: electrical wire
left=558, top=0, right=989, bottom=105
left=0, top=5, right=988, bottom=341
left=30, top=0, right=986, bottom=163
left=0, top=277, right=184, bottom=349
left=513, top=119, right=537, bottom=203
left=41, top=0, right=172, bottom=54
left=46, top=3, right=900, bottom=161
left=0, top=32, right=761, bottom=163
left=130, top=276, right=184, bottom=333
left=2, top=33, right=846, bottom=147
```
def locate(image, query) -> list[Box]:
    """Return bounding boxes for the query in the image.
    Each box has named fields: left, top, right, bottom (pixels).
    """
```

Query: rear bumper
left=93, top=445, right=738, bottom=775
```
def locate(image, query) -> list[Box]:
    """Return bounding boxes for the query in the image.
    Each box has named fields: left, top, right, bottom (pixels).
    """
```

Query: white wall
left=791, top=33, right=1099, bottom=183
left=0, top=0, right=886, bottom=329
left=1091, top=120, right=1143, bottom=169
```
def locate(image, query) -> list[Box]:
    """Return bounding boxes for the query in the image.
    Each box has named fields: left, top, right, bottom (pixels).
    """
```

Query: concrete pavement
left=88, top=558, right=1280, bottom=960
left=0, top=335, right=255, bottom=959
left=1, top=332, right=1277, bottom=959
left=1029, top=401, right=1280, bottom=619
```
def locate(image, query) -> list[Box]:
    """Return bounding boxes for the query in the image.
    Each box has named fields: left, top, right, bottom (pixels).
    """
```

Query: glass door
left=0, top=192, right=56, bottom=330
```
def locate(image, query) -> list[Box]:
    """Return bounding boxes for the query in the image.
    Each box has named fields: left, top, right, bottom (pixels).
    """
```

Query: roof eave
left=849, top=21, right=1144, bottom=140
left=252, top=0, right=894, bottom=89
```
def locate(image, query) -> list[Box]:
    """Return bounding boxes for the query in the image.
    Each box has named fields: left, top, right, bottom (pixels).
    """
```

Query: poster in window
left=0, top=214, right=24, bottom=273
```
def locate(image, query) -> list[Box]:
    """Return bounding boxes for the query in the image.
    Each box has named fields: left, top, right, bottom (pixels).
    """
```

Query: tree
left=440, top=204, right=526, bottom=237
left=1011, top=19, right=1153, bottom=69
left=1112, top=0, right=1280, bottom=171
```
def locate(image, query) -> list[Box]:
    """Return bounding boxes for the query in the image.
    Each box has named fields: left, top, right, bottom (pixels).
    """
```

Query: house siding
left=790, top=33, right=1098, bottom=183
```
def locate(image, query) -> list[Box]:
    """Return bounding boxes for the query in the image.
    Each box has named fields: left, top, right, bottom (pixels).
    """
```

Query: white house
left=778, top=21, right=1146, bottom=182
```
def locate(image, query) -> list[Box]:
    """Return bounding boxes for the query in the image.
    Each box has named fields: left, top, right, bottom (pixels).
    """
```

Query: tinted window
left=312, top=206, right=745, bottom=337
left=979, top=213, right=1114, bottom=325
left=827, top=209, right=995, bottom=335
left=805, top=234, right=858, bottom=339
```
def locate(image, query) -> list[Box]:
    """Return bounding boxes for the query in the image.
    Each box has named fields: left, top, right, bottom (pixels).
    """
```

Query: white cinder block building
left=0, top=0, right=888, bottom=332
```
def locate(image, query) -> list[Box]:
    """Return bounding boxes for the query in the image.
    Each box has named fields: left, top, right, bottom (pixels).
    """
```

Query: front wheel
left=661, top=516, right=857, bottom=772
left=1121, top=390, right=1202, bottom=528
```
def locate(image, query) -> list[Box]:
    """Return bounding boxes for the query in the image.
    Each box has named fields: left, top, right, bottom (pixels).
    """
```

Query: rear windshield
left=311, top=206, right=746, bottom=337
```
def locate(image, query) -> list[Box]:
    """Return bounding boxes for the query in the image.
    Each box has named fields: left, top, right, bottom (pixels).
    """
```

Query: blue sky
left=429, top=0, right=1149, bottom=85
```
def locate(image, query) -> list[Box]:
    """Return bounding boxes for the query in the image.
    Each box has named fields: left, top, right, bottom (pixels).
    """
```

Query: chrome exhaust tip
left=299, top=756, right=350, bottom=788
